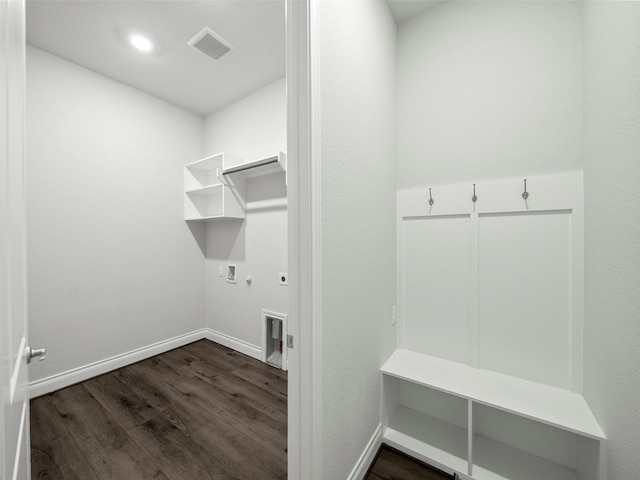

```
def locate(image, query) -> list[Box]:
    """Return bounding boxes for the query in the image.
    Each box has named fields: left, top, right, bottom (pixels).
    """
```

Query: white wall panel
left=402, top=215, right=470, bottom=364
left=478, top=211, right=572, bottom=388
left=398, top=172, right=582, bottom=391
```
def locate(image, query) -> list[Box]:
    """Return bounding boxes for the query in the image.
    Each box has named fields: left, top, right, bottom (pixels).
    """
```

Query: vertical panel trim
left=467, top=399, right=474, bottom=477
left=571, top=202, right=584, bottom=393
left=468, top=214, right=479, bottom=368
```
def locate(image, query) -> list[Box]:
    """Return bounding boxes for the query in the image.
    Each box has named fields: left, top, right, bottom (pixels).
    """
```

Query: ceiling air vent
left=188, top=27, right=233, bottom=61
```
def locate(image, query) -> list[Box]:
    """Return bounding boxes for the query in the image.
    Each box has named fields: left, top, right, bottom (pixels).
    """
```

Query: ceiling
left=26, top=0, right=287, bottom=117
left=387, top=0, right=444, bottom=24
left=26, top=0, right=442, bottom=118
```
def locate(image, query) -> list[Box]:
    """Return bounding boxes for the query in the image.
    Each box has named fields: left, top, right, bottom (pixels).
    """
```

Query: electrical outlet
left=218, top=265, right=223, bottom=277
left=391, top=305, right=397, bottom=326
left=279, top=273, right=288, bottom=286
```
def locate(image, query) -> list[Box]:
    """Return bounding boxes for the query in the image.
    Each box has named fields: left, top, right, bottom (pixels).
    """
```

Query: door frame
left=286, top=0, right=322, bottom=478
left=2, top=1, right=321, bottom=478
left=1, top=0, right=31, bottom=478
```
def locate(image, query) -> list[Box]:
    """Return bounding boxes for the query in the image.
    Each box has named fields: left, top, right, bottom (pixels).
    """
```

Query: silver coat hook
left=428, top=188, right=434, bottom=206
left=522, top=179, right=529, bottom=200
left=472, top=184, right=477, bottom=203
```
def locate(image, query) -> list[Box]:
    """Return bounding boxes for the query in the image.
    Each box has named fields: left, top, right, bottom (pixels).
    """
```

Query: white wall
left=205, top=78, right=286, bottom=162
left=397, top=1, right=583, bottom=188
left=26, top=46, right=206, bottom=382
left=392, top=1, right=640, bottom=477
left=582, top=3, right=640, bottom=478
left=203, top=78, right=288, bottom=351
left=317, top=1, right=397, bottom=478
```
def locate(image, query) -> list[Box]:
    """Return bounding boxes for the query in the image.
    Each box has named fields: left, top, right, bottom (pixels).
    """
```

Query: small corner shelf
left=381, top=349, right=606, bottom=480
left=184, top=152, right=244, bottom=221
left=184, top=152, right=286, bottom=222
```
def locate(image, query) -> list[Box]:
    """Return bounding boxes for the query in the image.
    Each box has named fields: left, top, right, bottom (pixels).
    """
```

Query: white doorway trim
left=286, top=0, right=322, bottom=478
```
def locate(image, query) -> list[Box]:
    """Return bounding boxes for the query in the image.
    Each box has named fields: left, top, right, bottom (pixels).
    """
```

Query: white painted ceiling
left=26, top=0, right=286, bottom=117
left=387, top=0, right=444, bottom=24
left=25, top=0, right=441, bottom=117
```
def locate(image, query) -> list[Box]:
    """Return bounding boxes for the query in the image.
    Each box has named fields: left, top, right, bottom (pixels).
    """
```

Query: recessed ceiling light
left=129, top=34, right=154, bottom=53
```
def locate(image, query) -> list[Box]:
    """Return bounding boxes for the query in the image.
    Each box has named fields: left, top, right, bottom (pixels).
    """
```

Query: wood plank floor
left=365, top=445, right=455, bottom=480
left=32, top=340, right=454, bottom=480
left=30, top=339, right=287, bottom=480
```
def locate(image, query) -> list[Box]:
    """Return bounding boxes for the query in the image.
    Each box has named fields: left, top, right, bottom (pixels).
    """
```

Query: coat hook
left=428, top=188, right=434, bottom=206
left=522, top=179, right=529, bottom=200
left=472, top=184, right=477, bottom=203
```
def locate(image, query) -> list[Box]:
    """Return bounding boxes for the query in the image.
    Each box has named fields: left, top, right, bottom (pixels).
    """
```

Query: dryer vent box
left=262, top=310, right=288, bottom=371
left=188, top=27, right=233, bottom=61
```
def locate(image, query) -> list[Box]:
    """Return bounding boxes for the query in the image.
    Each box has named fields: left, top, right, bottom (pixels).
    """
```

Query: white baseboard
left=29, top=328, right=264, bottom=399
left=29, top=329, right=208, bottom=398
left=347, top=423, right=383, bottom=480
left=203, top=328, right=262, bottom=361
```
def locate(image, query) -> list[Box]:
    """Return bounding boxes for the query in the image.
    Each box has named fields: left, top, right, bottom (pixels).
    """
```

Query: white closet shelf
left=185, top=184, right=222, bottom=195
left=185, top=152, right=237, bottom=171
left=185, top=213, right=243, bottom=221
left=381, top=349, right=604, bottom=440
left=184, top=152, right=246, bottom=221
left=472, top=434, right=578, bottom=480
left=385, top=406, right=467, bottom=475
left=222, top=151, right=286, bottom=181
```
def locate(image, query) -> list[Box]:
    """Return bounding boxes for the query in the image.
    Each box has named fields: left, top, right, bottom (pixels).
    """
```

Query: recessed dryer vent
left=188, top=27, right=233, bottom=61
left=262, top=310, right=287, bottom=371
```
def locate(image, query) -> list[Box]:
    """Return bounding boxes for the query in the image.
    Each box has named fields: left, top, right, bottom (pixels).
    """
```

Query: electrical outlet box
left=391, top=305, right=397, bottom=326
left=218, top=265, right=223, bottom=277
left=279, top=273, right=288, bottom=286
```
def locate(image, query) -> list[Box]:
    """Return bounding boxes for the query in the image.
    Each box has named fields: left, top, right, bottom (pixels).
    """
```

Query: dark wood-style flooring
left=365, top=444, right=455, bottom=480
left=32, top=339, right=453, bottom=480
left=30, top=339, right=287, bottom=480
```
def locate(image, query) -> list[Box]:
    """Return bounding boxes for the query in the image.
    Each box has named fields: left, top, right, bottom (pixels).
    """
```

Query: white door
left=1, top=0, right=34, bottom=479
